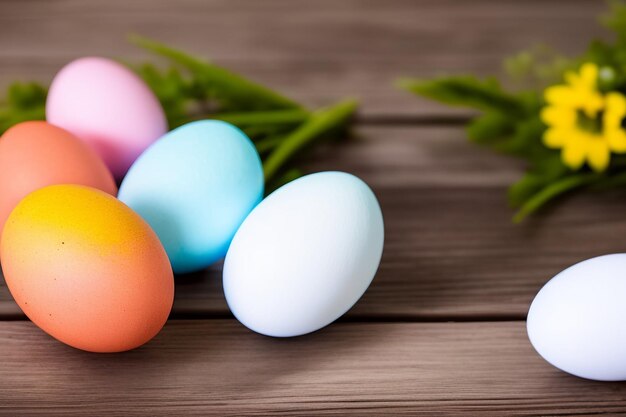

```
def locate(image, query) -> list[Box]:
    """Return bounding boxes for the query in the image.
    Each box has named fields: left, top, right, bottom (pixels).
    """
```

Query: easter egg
left=118, top=120, right=264, bottom=274
left=223, top=171, right=384, bottom=337
left=1, top=185, right=174, bottom=353
left=46, top=57, right=167, bottom=178
left=527, top=254, right=626, bottom=380
left=0, top=121, right=117, bottom=236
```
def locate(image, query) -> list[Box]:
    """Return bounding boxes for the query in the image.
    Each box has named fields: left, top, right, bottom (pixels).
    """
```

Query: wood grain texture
left=1, top=320, right=626, bottom=416
left=3, top=125, right=626, bottom=321
left=0, top=0, right=606, bottom=119
left=1, top=2, right=624, bottom=415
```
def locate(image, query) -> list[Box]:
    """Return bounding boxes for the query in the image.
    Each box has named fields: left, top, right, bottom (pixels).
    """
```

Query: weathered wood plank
left=0, top=0, right=606, bottom=118
left=3, top=125, right=626, bottom=320
left=0, top=320, right=624, bottom=416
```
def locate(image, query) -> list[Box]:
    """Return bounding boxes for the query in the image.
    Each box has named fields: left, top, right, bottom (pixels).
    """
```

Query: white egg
left=223, top=171, right=384, bottom=337
left=527, top=254, right=626, bottom=381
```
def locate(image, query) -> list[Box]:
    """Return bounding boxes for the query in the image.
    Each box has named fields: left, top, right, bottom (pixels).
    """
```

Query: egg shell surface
left=118, top=120, right=264, bottom=274
left=46, top=57, right=168, bottom=178
left=0, top=121, right=117, bottom=236
left=527, top=254, right=626, bottom=381
left=223, top=171, right=384, bottom=337
left=1, top=185, right=174, bottom=353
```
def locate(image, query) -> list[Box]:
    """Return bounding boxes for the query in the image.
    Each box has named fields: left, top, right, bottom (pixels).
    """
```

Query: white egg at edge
left=527, top=254, right=626, bottom=381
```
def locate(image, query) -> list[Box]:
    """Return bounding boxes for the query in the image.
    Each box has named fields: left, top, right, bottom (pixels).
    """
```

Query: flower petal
left=541, top=106, right=576, bottom=127
left=587, top=139, right=610, bottom=172
left=606, top=92, right=626, bottom=114
left=543, top=127, right=568, bottom=148
left=579, top=63, right=599, bottom=89
left=604, top=92, right=626, bottom=127
left=562, top=138, right=587, bottom=170
left=606, top=129, right=626, bottom=153
left=544, top=85, right=577, bottom=106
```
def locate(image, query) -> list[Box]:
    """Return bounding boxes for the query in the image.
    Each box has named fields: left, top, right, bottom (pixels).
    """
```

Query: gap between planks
left=355, top=114, right=472, bottom=126
left=0, top=305, right=526, bottom=323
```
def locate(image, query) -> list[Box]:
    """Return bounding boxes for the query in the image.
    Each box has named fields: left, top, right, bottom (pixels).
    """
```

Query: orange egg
left=1, top=185, right=174, bottom=352
left=0, top=121, right=117, bottom=235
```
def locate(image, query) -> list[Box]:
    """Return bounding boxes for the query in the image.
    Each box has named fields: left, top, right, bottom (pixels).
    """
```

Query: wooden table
left=2, top=1, right=626, bottom=415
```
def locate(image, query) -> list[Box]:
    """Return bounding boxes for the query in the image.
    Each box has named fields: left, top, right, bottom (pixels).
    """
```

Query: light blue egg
left=118, top=120, right=264, bottom=273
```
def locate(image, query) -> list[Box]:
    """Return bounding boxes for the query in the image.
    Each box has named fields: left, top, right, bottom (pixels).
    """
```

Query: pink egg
left=46, top=57, right=168, bottom=179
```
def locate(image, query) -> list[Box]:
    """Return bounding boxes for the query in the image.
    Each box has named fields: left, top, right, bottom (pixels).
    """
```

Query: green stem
left=513, top=174, right=599, bottom=223
left=397, top=76, right=525, bottom=115
left=262, top=99, right=358, bottom=182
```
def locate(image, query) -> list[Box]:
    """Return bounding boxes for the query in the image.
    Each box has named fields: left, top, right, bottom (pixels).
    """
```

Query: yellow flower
left=541, top=63, right=626, bottom=172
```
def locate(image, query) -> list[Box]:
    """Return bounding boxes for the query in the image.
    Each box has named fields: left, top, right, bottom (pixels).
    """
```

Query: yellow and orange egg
left=1, top=185, right=174, bottom=353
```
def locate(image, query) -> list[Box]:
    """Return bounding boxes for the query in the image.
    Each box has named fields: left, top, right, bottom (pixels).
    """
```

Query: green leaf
left=6, top=82, right=47, bottom=109
left=466, top=111, right=514, bottom=145
left=513, top=174, right=599, bottom=223
left=0, top=82, right=47, bottom=134
left=130, top=35, right=302, bottom=111
left=465, top=109, right=550, bottom=159
left=508, top=154, right=567, bottom=208
left=508, top=173, right=549, bottom=209
left=398, top=76, right=525, bottom=115
left=0, top=105, right=46, bottom=133
left=503, top=117, right=548, bottom=158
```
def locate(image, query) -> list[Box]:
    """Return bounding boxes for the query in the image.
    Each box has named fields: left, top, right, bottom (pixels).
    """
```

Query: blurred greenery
left=0, top=36, right=357, bottom=187
left=400, top=1, right=626, bottom=222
